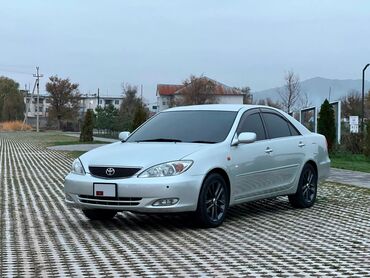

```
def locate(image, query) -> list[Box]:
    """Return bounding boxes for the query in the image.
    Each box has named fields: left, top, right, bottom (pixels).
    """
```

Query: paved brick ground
left=1, top=132, right=370, bottom=277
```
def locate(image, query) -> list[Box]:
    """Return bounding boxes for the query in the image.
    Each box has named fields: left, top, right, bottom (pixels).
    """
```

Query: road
left=1, top=132, right=369, bottom=277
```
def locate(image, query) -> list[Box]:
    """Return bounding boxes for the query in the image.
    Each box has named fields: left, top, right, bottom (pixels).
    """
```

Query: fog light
left=152, top=198, right=179, bottom=206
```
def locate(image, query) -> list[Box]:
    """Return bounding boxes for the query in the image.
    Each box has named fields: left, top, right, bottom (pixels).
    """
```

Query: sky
left=1, top=0, right=370, bottom=104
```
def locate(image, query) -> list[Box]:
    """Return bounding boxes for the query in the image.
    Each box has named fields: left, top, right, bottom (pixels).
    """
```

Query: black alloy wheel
left=289, top=163, right=318, bottom=208
left=196, top=173, right=228, bottom=228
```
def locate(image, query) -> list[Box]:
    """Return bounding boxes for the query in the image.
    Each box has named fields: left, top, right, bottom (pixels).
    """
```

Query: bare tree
left=46, top=76, right=80, bottom=129
left=298, top=91, right=312, bottom=109
left=234, top=86, right=252, bottom=104
left=341, top=90, right=362, bottom=118
left=256, top=98, right=282, bottom=109
left=278, top=71, right=301, bottom=113
left=118, top=83, right=149, bottom=131
left=176, top=75, right=217, bottom=106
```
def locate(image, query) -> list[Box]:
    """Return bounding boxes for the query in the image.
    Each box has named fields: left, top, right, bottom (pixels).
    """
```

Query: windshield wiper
left=190, top=140, right=217, bottom=144
left=135, top=138, right=182, bottom=143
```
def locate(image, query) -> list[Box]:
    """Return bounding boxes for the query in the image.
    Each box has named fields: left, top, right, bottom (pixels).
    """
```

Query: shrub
left=0, top=121, right=32, bottom=131
left=80, top=110, right=94, bottom=142
left=364, top=121, right=370, bottom=158
left=318, top=99, right=336, bottom=152
left=340, top=133, right=363, bottom=154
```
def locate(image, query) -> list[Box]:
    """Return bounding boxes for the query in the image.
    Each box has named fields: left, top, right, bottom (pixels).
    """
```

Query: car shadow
left=77, top=196, right=296, bottom=232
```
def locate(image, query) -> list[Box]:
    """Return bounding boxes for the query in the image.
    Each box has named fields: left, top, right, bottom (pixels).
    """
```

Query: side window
left=289, top=123, right=300, bottom=136
left=238, top=113, right=266, bottom=141
left=262, top=112, right=291, bottom=139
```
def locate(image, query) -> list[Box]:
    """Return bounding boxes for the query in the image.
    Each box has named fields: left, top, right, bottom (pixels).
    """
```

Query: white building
left=156, top=77, right=245, bottom=112
left=80, top=94, right=122, bottom=113
left=23, top=90, right=50, bottom=118
left=23, top=92, right=124, bottom=125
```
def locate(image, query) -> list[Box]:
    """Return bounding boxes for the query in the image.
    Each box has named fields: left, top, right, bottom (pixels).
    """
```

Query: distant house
left=156, top=77, right=245, bottom=112
left=80, top=94, right=122, bottom=114
left=156, top=84, right=185, bottom=111
left=22, top=91, right=124, bottom=128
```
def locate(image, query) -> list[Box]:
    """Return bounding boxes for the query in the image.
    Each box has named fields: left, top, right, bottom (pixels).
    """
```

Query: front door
left=228, top=110, right=275, bottom=200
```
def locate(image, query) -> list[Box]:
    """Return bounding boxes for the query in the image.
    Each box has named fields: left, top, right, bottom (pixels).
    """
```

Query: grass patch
left=66, top=151, right=87, bottom=159
left=330, top=153, right=370, bottom=173
left=93, top=133, right=118, bottom=139
left=37, top=132, right=106, bottom=146
left=51, top=140, right=106, bottom=146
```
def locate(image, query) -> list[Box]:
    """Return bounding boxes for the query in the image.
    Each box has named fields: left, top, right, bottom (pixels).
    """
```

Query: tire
left=196, top=173, right=228, bottom=228
left=289, top=163, right=318, bottom=208
left=82, top=209, right=117, bottom=220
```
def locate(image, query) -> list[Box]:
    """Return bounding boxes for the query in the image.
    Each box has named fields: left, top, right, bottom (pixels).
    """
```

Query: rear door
left=260, top=109, right=305, bottom=192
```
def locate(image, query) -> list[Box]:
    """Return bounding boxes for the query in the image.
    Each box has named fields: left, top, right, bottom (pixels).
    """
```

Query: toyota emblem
left=105, top=167, right=115, bottom=176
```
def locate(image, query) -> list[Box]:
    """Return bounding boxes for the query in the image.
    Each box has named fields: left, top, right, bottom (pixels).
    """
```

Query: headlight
left=71, top=159, right=85, bottom=175
left=138, top=160, right=193, bottom=178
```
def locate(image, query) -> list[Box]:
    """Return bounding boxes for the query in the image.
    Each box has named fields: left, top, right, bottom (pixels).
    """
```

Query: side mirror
left=119, top=131, right=130, bottom=141
left=232, top=132, right=256, bottom=146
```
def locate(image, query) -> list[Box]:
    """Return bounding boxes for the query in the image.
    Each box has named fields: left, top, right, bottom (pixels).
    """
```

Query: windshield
left=127, top=110, right=237, bottom=143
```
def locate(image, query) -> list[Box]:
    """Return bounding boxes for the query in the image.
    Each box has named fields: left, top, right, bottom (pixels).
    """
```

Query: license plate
left=94, top=183, right=116, bottom=197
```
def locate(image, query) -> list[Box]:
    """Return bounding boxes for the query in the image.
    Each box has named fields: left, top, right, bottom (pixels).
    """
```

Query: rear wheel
left=289, top=164, right=317, bottom=208
left=196, top=173, right=228, bottom=228
left=82, top=209, right=117, bottom=220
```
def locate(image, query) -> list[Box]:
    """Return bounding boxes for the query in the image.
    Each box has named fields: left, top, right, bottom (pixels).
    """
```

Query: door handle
left=298, top=142, right=305, bottom=147
left=265, top=147, right=273, bottom=154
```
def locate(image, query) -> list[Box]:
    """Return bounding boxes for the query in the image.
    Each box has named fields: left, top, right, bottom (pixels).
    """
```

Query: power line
left=0, top=68, right=34, bottom=75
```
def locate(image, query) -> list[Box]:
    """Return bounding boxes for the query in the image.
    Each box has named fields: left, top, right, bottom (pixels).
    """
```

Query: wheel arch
left=202, top=168, right=231, bottom=204
left=305, top=159, right=318, bottom=176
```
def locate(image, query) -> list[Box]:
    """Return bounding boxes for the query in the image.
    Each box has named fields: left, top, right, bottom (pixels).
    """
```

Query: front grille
left=78, top=195, right=142, bottom=206
left=89, top=166, right=141, bottom=179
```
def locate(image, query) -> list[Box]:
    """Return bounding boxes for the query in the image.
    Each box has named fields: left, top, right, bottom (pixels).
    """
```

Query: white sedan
left=64, top=104, right=330, bottom=227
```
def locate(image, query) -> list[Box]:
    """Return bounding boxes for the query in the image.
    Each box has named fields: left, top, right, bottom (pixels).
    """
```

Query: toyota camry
left=64, top=104, right=330, bottom=227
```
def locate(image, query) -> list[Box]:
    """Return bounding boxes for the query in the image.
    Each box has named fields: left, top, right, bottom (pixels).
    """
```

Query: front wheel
left=289, top=164, right=318, bottom=208
left=196, top=173, right=228, bottom=228
left=82, top=209, right=117, bottom=220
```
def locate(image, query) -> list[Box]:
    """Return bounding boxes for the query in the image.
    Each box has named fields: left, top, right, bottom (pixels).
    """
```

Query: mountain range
left=253, top=77, right=370, bottom=107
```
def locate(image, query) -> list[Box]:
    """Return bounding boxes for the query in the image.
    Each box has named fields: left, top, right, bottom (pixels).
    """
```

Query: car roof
left=164, top=104, right=262, bottom=112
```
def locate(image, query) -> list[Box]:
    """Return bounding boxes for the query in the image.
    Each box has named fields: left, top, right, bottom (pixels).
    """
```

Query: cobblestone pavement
left=1, top=133, right=370, bottom=277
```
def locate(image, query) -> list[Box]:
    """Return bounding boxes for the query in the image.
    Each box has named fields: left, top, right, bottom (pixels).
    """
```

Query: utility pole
left=97, top=88, right=100, bottom=108
left=33, top=67, right=43, bottom=132
left=362, top=64, right=370, bottom=133
left=22, top=80, right=37, bottom=130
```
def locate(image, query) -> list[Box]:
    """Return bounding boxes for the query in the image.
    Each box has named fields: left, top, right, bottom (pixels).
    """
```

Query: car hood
left=79, top=141, right=208, bottom=171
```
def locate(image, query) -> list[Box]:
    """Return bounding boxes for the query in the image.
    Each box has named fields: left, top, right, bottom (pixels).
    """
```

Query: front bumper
left=64, top=173, right=203, bottom=213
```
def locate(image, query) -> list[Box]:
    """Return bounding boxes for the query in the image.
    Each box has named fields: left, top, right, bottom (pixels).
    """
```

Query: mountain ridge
left=253, top=77, right=370, bottom=107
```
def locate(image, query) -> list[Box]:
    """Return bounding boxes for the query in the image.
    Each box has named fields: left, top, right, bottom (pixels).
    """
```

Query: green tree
left=80, top=109, right=94, bottom=142
left=45, top=76, right=80, bottom=129
left=318, top=99, right=336, bottom=152
left=118, top=84, right=149, bottom=131
left=0, top=76, right=25, bottom=121
left=95, top=104, right=119, bottom=132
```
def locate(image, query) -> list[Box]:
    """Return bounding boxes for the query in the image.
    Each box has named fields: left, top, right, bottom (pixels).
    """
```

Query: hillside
left=253, top=77, right=370, bottom=107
